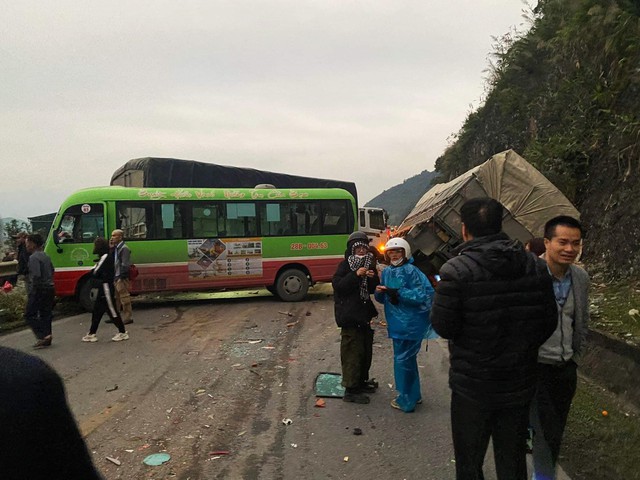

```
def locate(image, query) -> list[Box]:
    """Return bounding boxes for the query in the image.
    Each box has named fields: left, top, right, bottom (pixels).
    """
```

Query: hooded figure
left=332, top=232, right=380, bottom=404
left=374, top=237, right=437, bottom=413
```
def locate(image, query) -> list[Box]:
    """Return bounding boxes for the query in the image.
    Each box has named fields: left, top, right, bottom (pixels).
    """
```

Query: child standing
left=332, top=232, right=380, bottom=404
left=375, top=237, right=436, bottom=412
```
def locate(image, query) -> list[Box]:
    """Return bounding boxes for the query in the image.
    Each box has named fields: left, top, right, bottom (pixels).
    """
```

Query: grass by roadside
left=590, top=278, right=640, bottom=345
left=563, top=376, right=640, bottom=480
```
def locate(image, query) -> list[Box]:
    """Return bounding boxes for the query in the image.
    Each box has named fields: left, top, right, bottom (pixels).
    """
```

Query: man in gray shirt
left=110, top=229, right=133, bottom=324
left=530, top=215, right=589, bottom=480
left=25, top=233, right=55, bottom=349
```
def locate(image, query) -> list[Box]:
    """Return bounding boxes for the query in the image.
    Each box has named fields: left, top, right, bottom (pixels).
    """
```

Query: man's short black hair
left=27, top=233, right=44, bottom=247
left=460, top=197, right=503, bottom=238
left=544, top=216, right=583, bottom=240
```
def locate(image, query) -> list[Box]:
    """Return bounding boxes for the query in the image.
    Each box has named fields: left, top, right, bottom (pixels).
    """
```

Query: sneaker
left=111, top=332, right=129, bottom=342
left=390, top=398, right=402, bottom=410
left=82, top=333, right=98, bottom=342
left=33, top=336, right=52, bottom=349
left=105, top=319, right=114, bottom=324
left=123, top=318, right=134, bottom=325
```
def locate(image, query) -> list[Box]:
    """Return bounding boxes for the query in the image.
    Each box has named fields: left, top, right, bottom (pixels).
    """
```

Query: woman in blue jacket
left=375, top=237, right=436, bottom=412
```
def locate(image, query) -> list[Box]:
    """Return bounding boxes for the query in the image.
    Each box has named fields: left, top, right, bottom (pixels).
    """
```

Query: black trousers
left=451, top=392, right=529, bottom=480
left=530, top=361, right=577, bottom=479
left=90, top=283, right=126, bottom=334
left=25, top=287, right=55, bottom=340
left=340, top=326, right=374, bottom=389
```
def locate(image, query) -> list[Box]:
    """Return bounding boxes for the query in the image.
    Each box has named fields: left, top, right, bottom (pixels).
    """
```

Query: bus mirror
left=53, top=228, right=64, bottom=253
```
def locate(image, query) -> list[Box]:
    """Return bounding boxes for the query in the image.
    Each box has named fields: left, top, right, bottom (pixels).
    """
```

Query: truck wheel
left=275, top=269, right=309, bottom=302
left=78, top=279, right=95, bottom=312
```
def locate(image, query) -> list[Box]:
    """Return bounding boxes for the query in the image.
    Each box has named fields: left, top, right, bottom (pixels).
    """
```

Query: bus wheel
left=275, top=269, right=309, bottom=302
left=78, top=279, right=96, bottom=312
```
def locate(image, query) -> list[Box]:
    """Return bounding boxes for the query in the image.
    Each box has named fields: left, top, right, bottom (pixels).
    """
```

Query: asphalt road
left=0, top=285, right=570, bottom=480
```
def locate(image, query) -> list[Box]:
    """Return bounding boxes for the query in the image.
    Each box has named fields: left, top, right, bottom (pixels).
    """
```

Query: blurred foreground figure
left=0, top=346, right=103, bottom=479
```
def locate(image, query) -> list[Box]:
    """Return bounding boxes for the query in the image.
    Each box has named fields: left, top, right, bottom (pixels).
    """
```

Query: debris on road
left=143, top=453, right=171, bottom=466
left=106, top=385, right=118, bottom=392
left=282, top=418, right=293, bottom=425
left=106, top=456, right=121, bottom=466
left=353, top=428, right=362, bottom=436
left=314, top=399, right=326, bottom=408
left=291, top=443, right=298, bottom=448
left=343, top=456, right=349, bottom=462
left=210, top=450, right=230, bottom=455
left=278, top=311, right=293, bottom=316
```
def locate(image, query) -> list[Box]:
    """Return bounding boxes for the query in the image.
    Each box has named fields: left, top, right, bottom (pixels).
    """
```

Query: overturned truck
left=398, top=149, right=580, bottom=273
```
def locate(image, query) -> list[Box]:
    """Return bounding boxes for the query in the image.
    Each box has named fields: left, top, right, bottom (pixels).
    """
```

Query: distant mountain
left=365, top=169, right=437, bottom=226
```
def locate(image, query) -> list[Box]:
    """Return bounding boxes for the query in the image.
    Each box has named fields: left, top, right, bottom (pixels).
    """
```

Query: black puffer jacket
left=431, top=232, right=557, bottom=407
left=332, top=243, right=380, bottom=328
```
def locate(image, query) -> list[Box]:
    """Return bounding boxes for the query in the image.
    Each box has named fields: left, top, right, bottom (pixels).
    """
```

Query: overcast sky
left=1, top=0, right=529, bottom=221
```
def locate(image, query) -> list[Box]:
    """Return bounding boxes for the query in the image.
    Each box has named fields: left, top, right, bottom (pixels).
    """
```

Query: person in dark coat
left=332, top=232, right=380, bottom=404
left=0, top=346, right=103, bottom=479
left=25, top=234, right=55, bottom=349
left=431, top=197, right=557, bottom=480
left=15, top=231, right=30, bottom=287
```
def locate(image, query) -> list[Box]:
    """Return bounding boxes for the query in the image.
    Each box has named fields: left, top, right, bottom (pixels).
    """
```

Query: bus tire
left=275, top=269, right=309, bottom=302
left=78, top=279, right=95, bottom=312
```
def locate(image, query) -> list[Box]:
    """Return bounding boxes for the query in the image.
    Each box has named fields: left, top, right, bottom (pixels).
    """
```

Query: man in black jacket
left=431, top=198, right=557, bottom=480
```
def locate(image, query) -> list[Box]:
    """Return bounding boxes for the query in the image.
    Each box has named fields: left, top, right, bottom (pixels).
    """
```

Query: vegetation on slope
left=433, top=0, right=640, bottom=278
left=365, top=169, right=438, bottom=226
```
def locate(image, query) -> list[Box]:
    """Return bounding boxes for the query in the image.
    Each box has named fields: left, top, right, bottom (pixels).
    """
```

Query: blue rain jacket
left=374, top=258, right=437, bottom=341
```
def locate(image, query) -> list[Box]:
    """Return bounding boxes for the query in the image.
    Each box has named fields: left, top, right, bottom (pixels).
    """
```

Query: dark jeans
left=25, top=287, right=55, bottom=340
left=451, top=392, right=529, bottom=480
left=90, top=283, right=126, bottom=334
left=530, top=361, right=577, bottom=479
left=340, top=326, right=374, bottom=389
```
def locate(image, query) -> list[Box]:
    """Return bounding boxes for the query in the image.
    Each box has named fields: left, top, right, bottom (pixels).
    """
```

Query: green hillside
left=365, top=169, right=438, bottom=226
left=431, top=0, right=640, bottom=278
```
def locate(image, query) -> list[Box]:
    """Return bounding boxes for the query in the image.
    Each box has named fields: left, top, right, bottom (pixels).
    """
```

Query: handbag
left=129, top=264, right=139, bottom=281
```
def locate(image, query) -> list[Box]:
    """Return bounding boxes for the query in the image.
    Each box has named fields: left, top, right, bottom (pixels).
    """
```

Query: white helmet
left=384, top=237, right=411, bottom=259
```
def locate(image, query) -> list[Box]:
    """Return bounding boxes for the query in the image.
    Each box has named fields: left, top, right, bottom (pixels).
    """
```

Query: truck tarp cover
left=111, top=157, right=358, bottom=204
left=400, top=149, right=579, bottom=236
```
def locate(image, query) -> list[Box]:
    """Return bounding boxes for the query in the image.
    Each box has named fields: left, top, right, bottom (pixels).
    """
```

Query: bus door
left=50, top=202, right=105, bottom=295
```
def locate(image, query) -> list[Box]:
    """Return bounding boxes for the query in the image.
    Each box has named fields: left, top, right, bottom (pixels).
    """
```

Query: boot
left=342, top=388, right=370, bottom=404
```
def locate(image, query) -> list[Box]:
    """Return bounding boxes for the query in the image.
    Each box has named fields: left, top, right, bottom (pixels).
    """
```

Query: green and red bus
left=44, top=186, right=356, bottom=310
